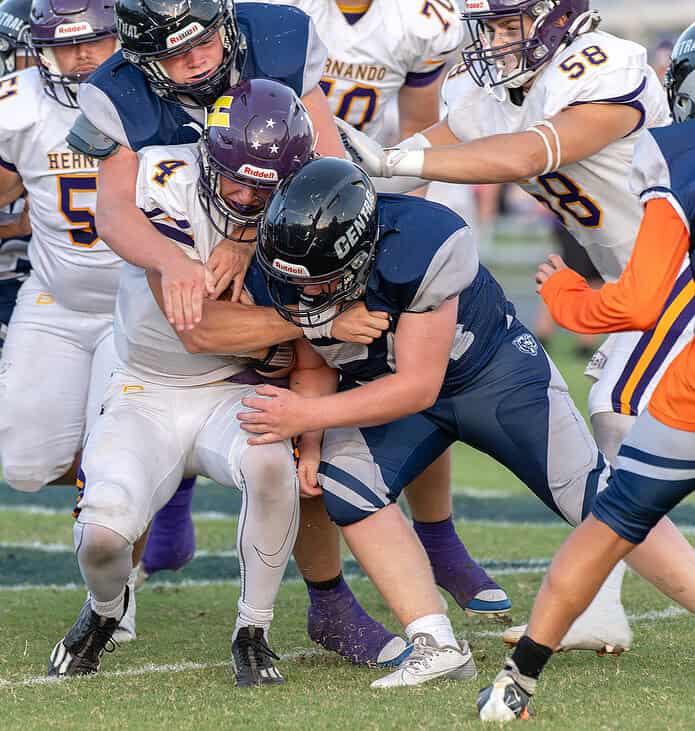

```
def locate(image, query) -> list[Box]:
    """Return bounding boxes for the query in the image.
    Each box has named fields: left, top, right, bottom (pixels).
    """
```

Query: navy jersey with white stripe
left=308, top=194, right=514, bottom=396
left=78, top=3, right=327, bottom=151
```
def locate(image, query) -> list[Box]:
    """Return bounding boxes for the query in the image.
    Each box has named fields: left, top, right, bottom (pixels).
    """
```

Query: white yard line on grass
left=0, top=649, right=327, bottom=689
left=0, top=607, right=689, bottom=689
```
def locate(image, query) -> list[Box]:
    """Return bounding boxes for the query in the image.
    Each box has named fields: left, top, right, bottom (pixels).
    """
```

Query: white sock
left=233, top=599, right=274, bottom=640
left=405, top=613, right=457, bottom=647
left=91, top=587, right=125, bottom=620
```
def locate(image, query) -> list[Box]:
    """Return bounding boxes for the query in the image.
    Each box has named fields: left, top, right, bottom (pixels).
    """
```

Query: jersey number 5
left=57, top=174, right=99, bottom=248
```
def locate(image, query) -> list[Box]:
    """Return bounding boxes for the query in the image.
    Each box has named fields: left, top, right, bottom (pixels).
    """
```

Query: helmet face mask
left=197, top=79, right=316, bottom=243
left=665, top=22, right=695, bottom=123
left=29, top=0, right=118, bottom=108
left=116, top=0, right=242, bottom=108
left=460, top=0, right=598, bottom=89
left=257, top=157, right=380, bottom=328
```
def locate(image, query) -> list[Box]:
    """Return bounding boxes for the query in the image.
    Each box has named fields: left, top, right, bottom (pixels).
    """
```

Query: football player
left=239, top=156, right=613, bottom=687
left=67, top=0, right=412, bottom=667
left=477, top=23, right=695, bottom=721
left=49, top=79, right=322, bottom=685
left=336, top=0, right=695, bottom=654
left=0, top=0, right=32, bottom=356
left=0, top=0, right=120, bottom=491
left=255, top=0, right=509, bottom=618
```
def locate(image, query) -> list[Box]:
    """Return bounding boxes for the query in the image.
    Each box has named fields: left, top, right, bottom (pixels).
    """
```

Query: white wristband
left=300, top=306, right=337, bottom=340
left=388, top=148, right=425, bottom=178
left=399, top=132, right=433, bottom=151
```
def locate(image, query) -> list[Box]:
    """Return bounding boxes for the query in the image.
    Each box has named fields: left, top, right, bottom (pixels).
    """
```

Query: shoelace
left=401, top=637, right=438, bottom=671
left=75, top=620, right=119, bottom=669
left=237, top=634, right=280, bottom=664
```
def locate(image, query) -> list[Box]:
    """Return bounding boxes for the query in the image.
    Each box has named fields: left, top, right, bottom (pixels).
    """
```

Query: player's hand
left=296, top=432, right=323, bottom=498
left=335, top=117, right=389, bottom=176
left=535, top=254, right=569, bottom=293
left=331, top=302, right=390, bottom=344
left=159, top=249, right=209, bottom=332
left=207, top=238, right=256, bottom=302
left=238, top=384, right=311, bottom=443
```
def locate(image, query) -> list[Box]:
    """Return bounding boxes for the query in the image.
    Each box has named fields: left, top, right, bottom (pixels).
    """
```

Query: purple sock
left=414, top=515, right=500, bottom=606
left=142, top=477, right=197, bottom=575
left=306, top=575, right=401, bottom=666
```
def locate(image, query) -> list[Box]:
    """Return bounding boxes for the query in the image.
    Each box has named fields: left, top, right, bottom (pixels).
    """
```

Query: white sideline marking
left=0, top=649, right=327, bottom=689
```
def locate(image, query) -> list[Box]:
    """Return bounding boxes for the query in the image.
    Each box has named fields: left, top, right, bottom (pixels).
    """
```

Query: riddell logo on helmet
left=464, top=0, right=490, bottom=10
left=54, top=21, right=93, bottom=39
left=273, top=259, right=310, bottom=277
left=166, top=22, right=204, bottom=49
left=238, top=164, right=279, bottom=182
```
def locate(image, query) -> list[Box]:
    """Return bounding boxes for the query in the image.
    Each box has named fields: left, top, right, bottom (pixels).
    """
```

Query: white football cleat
left=370, top=633, right=477, bottom=688
left=112, top=576, right=137, bottom=643
left=502, top=605, right=631, bottom=655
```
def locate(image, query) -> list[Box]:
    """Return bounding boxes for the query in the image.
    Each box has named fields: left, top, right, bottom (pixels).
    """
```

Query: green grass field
left=2, top=337, right=694, bottom=729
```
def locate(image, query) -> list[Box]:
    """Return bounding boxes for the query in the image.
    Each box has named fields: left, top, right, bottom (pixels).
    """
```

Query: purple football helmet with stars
left=460, top=0, right=600, bottom=89
left=198, top=78, right=315, bottom=241
left=30, top=0, right=117, bottom=107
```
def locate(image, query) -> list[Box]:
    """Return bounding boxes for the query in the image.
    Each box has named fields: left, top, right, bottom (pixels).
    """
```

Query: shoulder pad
left=0, top=69, right=41, bottom=135
left=397, top=0, right=462, bottom=44
left=238, top=3, right=312, bottom=96
left=67, top=113, right=119, bottom=159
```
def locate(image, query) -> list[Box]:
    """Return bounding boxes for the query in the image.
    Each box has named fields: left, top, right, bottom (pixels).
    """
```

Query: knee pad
left=75, top=522, right=131, bottom=569
left=239, top=443, right=296, bottom=504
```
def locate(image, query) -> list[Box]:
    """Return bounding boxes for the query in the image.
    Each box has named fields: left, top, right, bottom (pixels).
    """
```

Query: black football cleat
left=232, top=626, right=285, bottom=688
left=48, top=588, right=129, bottom=677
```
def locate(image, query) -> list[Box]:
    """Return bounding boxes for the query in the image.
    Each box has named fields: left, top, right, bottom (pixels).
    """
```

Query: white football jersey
left=259, top=0, right=463, bottom=141
left=0, top=68, right=122, bottom=312
left=119, top=144, right=249, bottom=386
left=0, top=197, right=29, bottom=281
left=443, top=31, right=671, bottom=282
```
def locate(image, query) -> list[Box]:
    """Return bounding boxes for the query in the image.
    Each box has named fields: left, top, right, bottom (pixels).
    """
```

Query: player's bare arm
left=301, top=85, right=346, bottom=158
left=239, top=296, right=459, bottom=443
left=340, top=101, right=642, bottom=184
left=147, top=271, right=389, bottom=353
left=290, top=338, right=337, bottom=497
left=96, top=145, right=211, bottom=332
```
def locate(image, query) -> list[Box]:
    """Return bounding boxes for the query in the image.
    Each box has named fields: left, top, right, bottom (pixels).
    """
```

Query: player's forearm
left=419, top=132, right=547, bottom=184
left=301, top=371, right=439, bottom=432
left=183, top=300, right=302, bottom=353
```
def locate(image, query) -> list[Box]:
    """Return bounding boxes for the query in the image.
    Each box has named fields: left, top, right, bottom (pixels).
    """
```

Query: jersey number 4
left=57, top=174, right=99, bottom=248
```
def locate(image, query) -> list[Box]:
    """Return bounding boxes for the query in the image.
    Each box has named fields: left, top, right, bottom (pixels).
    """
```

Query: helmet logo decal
left=464, top=0, right=490, bottom=10
left=116, top=18, right=138, bottom=39
left=166, top=21, right=204, bottom=49
left=54, top=21, right=93, bottom=39
left=273, top=259, right=311, bottom=277
left=208, top=94, right=233, bottom=127
left=237, top=164, right=279, bottom=182
left=334, top=187, right=376, bottom=259
left=674, top=38, right=695, bottom=57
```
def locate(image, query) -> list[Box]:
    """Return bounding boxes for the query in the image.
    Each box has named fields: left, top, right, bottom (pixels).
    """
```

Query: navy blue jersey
left=77, top=3, right=326, bottom=151
left=308, top=195, right=515, bottom=396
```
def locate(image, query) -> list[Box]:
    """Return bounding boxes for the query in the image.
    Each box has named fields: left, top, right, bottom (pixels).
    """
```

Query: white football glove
left=335, top=116, right=389, bottom=176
